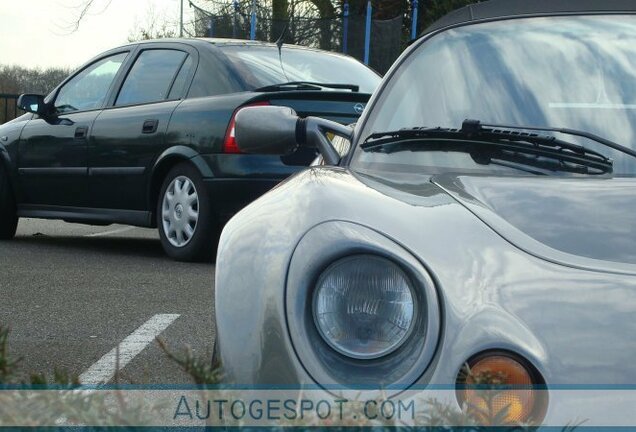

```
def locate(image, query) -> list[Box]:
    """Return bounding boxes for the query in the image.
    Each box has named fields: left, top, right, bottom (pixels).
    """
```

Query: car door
left=89, top=44, right=197, bottom=211
left=17, top=51, right=130, bottom=208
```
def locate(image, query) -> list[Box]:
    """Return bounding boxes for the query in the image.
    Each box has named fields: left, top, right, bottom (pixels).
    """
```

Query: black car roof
left=122, top=37, right=330, bottom=52
left=114, top=37, right=354, bottom=60
left=425, top=0, right=636, bottom=33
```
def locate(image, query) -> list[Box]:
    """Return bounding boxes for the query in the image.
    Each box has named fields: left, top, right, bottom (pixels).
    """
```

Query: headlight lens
left=312, top=255, right=416, bottom=359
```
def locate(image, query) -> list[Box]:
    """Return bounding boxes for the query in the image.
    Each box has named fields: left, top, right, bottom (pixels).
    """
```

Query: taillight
left=223, top=101, right=270, bottom=153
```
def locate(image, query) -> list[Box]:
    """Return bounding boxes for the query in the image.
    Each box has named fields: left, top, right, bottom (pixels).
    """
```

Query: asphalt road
left=0, top=218, right=216, bottom=385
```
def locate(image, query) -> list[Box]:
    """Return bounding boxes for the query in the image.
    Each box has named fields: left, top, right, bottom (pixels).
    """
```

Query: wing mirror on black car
left=234, top=105, right=353, bottom=165
left=17, top=94, right=47, bottom=116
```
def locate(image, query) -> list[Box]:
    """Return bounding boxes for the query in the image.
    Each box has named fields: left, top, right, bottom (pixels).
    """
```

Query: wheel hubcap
left=161, top=176, right=199, bottom=248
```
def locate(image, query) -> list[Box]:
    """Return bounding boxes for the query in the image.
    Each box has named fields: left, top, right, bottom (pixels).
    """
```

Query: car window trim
left=48, top=49, right=134, bottom=116
left=101, top=99, right=183, bottom=112
left=110, top=43, right=199, bottom=108
left=165, top=54, right=191, bottom=100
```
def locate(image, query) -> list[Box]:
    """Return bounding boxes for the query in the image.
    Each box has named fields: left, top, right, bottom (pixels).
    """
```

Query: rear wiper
left=361, top=119, right=614, bottom=175
left=255, top=81, right=360, bottom=92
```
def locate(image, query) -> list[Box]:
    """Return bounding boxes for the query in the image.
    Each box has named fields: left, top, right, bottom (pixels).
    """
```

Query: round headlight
left=312, top=255, right=416, bottom=359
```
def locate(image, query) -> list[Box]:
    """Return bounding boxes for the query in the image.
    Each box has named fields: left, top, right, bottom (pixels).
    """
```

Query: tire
left=0, top=165, right=18, bottom=240
left=157, top=162, right=219, bottom=262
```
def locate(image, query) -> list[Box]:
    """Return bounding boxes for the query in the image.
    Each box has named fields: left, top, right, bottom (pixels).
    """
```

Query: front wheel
left=0, top=166, right=18, bottom=240
left=157, top=163, right=219, bottom=262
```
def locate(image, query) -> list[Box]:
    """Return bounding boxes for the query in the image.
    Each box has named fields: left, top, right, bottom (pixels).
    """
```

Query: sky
left=0, top=0, right=196, bottom=69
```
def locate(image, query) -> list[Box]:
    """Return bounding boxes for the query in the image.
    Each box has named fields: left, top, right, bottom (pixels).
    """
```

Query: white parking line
left=79, top=314, right=180, bottom=385
left=84, top=226, right=136, bottom=238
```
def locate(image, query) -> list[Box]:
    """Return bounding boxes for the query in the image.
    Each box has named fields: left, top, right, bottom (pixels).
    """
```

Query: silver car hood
left=430, top=174, right=636, bottom=272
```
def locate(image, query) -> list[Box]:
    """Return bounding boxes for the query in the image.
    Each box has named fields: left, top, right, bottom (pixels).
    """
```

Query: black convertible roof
left=425, top=0, right=636, bottom=33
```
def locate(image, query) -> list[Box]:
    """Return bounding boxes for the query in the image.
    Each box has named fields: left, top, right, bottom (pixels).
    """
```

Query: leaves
left=157, top=338, right=223, bottom=385
left=0, top=326, right=20, bottom=383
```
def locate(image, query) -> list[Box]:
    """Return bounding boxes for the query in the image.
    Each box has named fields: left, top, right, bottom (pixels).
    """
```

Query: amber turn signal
left=457, top=352, right=546, bottom=425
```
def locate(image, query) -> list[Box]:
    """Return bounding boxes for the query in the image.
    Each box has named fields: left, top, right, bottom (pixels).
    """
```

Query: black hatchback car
left=0, top=38, right=380, bottom=261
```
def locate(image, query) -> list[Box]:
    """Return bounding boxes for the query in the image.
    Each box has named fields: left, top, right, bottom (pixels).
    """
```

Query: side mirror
left=17, top=94, right=46, bottom=115
left=235, top=106, right=300, bottom=155
left=234, top=105, right=354, bottom=165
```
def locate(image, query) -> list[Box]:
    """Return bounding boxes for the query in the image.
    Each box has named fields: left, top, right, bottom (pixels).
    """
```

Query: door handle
left=74, top=126, right=88, bottom=140
left=142, top=119, right=159, bottom=134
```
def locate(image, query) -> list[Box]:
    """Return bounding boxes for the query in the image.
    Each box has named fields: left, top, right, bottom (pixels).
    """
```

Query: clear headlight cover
left=312, top=255, right=416, bottom=359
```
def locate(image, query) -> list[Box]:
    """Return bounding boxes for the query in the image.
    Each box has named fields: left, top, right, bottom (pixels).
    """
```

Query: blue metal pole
left=410, top=0, right=418, bottom=40
left=250, top=0, right=257, bottom=40
left=233, top=0, right=238, bottom=38
left=342, top=1, right=349, bottom=54
left=363, top=0, right=371, bottom=65
left=208, top=17, right=214, bottom=37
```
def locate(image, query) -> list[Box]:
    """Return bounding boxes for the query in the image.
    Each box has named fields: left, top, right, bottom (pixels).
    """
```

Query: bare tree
left=67, top=0, right=197, bottom=41
left=0, top=65, right=71, bottom=95
left=127, top=5, right=185, bottom=41
left=63, top=0, right=114, bottom=32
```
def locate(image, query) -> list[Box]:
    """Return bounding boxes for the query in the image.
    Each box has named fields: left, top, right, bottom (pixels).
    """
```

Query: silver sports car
left=214, top=0, right=636, bottom=427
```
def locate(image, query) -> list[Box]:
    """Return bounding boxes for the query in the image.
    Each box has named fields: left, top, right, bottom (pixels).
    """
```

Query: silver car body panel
left=215, top=168, right=636, bottom=391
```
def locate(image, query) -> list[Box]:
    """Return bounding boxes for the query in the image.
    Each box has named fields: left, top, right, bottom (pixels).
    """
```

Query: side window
left=167, top=56, right=193, bottom=100
left=116, top=49, right=187, bottom=106
left=55, top=52, right=128, bottom=114
left=187, top=55, right=238, bottom=98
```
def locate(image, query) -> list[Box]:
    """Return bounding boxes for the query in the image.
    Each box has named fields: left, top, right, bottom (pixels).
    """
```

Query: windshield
left=219, top=45, right=380, bottom=94
left=354, top=15, right=636, bottom=176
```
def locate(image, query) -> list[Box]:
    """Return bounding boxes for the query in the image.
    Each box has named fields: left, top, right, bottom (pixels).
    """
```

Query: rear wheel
left=157, top=162, right=219, bottom=262
left=0, top=165, right=18, bottom=240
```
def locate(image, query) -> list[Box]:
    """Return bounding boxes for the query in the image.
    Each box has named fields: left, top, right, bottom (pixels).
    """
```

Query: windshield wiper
left=255, top=81, right=360, bottom=92
left=361, top=119, right=614, bottom=175
left=467, top=119, right=636, bottom=159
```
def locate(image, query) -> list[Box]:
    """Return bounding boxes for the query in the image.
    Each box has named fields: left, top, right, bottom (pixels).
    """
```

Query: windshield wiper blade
left=464, top=119, right=636, bottom=160
left=255, top=81, right=360, bottom=92
left=361, top=119, right=614, bottom=174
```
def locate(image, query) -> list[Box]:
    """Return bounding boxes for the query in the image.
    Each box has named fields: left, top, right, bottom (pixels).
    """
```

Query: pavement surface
left=0, top=218, right=216, bottom=385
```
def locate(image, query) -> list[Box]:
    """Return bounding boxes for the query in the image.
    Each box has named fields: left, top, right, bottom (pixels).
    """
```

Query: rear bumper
left=198, top=153, right=307, bottom=222
left=203, top=177, right=284, bottom=223
left=199, top=152, right=313, bottom=178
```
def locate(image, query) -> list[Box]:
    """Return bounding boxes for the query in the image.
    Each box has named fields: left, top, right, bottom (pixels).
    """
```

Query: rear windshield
left=218, top=45, right=380, bottom=94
